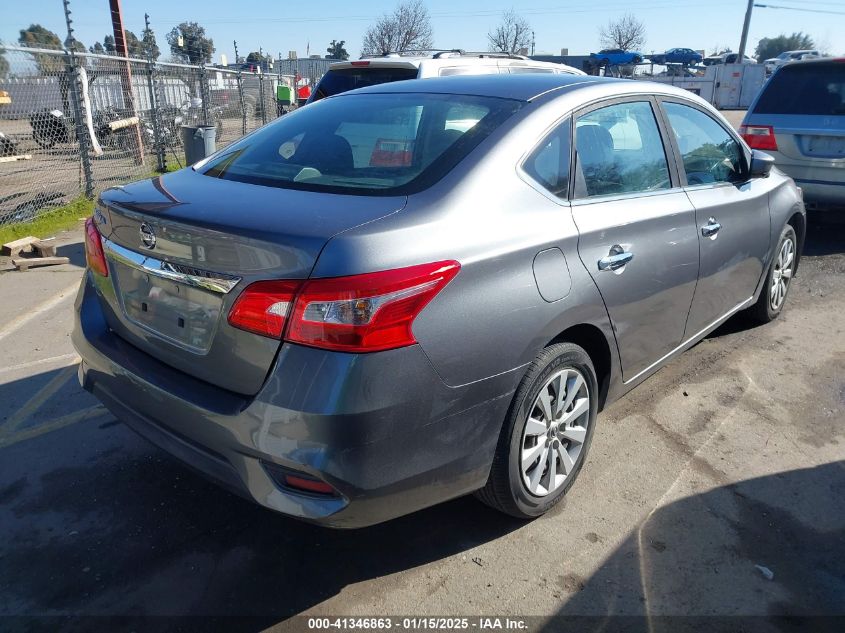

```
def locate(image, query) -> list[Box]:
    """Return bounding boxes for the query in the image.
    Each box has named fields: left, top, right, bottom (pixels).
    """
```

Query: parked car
left=308, top=51, right=584, bottom=103
left=723, top=53, right=757, bottom=64
left=590, top=49, right=643, bottom=66
left=742, top=57, right=845, bottom=210
left=764, top=50, right=821, bottom=74
left=651, top=48, right=703, bottom=65
left=75, top=74, right=805, bottom=527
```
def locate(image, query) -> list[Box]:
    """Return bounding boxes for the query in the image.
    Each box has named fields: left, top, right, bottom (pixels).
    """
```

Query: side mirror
left=749, top=149, right=775, bottom=178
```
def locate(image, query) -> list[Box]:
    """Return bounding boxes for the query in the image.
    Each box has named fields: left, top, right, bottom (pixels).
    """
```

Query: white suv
left=764, top=50, right=821, bottom=74
left=308, top=51, right=585, bottom=103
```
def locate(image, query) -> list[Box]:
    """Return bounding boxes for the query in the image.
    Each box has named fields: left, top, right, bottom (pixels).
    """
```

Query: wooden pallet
left=0, top=154, right=33, bottom=163
left=12, top=256, right=69, bottom=271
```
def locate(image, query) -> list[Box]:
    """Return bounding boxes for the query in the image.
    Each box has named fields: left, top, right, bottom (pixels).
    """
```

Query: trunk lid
left=94, top=168, right=406, bottom=395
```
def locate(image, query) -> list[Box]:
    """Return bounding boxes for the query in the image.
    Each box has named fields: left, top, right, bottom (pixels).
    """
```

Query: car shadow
left=56, top=241, right=86, bottom=268
left=804, top=212, right=845, bottom=257
left=0, top=366, right=525, bottom=632
left=543, top=462, right=845, bottom=632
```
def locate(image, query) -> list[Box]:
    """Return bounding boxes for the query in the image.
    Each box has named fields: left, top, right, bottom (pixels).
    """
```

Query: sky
left=2, top=0, right=844, bottom=62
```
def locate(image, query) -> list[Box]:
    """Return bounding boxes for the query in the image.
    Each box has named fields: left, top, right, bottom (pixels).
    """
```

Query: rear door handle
left=701, top=218, right=722, bottom=237
left=598, top=246, right=634, bottom=271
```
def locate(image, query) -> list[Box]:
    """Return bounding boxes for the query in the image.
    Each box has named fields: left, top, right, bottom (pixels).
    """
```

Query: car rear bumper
left=72, top=274, right=518, bottom=528
left=768, top=158, right=845, bottom=208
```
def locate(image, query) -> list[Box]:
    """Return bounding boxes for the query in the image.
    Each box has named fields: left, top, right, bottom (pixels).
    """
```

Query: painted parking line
left=0, top=279, right=80, bottom=344
left=0, top=353, right=79, bottom=376
left=0, top=365, right=77, bottom=436
left=0, top=404, right=108, bottom=449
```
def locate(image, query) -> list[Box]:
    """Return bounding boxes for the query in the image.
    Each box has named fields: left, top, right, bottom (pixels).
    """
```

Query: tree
left=166, top=22, right=214, bottom=64
left=245, top=51, right=269, bottom=63
left=18, top=24, right=65, bottom=74
left=599, top=13, right=646, bottom=51
left=326, top=39, right=350, bottom=60
left=755, top=32, right=814, bottom=61
left=89, top=42, right=105, bottom=54
left=361, top=0, right=433, bottom=57
left=142, top=24, right=161, bottom=60
left=488, top=9, right=532, bottom=54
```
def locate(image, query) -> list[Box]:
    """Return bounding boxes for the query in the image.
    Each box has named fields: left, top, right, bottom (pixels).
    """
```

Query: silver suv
left=308, top=50, right=584, bottom=103
left=742, top=57, right=845, bottom=210
left=75, top=74, right=804, bottom=527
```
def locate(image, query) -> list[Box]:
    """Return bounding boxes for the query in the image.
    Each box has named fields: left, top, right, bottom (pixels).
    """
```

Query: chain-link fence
left=0, top=43, right=297, bottom=225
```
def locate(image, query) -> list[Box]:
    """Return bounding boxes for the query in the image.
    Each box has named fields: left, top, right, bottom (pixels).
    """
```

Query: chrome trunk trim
left=102, top=237, right=241, bottom=294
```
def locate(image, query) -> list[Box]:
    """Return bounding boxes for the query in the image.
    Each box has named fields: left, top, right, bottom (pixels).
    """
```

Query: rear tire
left=747, top=224, right=797, bottom=324
left=476, top=342, right=598, bottom=519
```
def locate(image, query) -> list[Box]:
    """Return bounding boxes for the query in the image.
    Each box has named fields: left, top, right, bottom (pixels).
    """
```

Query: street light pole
left=737, top=0, right=754, bottom=63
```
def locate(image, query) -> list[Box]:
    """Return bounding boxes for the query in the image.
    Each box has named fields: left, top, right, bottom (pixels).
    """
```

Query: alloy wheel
left=770, top=236, right=795, bottom=311
left=521, top=368, right=590, bottom=497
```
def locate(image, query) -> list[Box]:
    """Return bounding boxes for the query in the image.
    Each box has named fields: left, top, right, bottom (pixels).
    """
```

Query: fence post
left=258, top=70, right=267, bottom=125
left=66, top=50, right=94, bottom=199
left=145, top=58, right=166, bottom=172
left=199, top=65, right=210, bottom=126
left=144, top=12, right=165, bottom=172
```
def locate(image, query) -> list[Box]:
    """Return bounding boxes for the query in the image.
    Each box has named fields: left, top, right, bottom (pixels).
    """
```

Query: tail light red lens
left=740, top=125, right=778, bottom=151
left=228, top=280, right=302, bottom=338
left=286, top=260, right=460, bottom=352
left=228, top=261, right=460, bottom=352
left=84, top=217, right=108, bottom=277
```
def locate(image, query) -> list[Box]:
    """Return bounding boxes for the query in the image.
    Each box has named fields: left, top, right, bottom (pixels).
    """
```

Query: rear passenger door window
left=662, top=102, right=745, bottom=185
left=523, top=118, right=571, bottom=198
left=573, top=101, right=671, bottom=198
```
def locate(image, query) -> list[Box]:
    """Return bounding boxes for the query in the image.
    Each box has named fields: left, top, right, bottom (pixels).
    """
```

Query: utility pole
left=737, top=0, right=754, bottom=63
left=109, top=0, right=145, bottom=164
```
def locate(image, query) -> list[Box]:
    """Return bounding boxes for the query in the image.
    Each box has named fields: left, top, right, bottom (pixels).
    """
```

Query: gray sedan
left=74, top=74, right=805, bottom=527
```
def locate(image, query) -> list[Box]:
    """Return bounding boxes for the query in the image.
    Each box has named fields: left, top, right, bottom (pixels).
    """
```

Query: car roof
left=331, top=72, right=688, bottom=103
left=326, top=55, right=581, bottom=74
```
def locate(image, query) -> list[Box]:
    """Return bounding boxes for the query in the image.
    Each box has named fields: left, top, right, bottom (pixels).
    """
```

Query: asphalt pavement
left=0, top=214, right=843, bottom=633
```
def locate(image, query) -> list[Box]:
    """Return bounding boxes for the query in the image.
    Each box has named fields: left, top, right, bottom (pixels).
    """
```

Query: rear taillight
left=228, top=280, right=301, bottom=338
left=740, top=124, right=778, bottom=151
left=84, top=216, right=108, bottom=277
left=227, top=261, right=460, bottom=352
left=286, top=260, right=460, bottom=352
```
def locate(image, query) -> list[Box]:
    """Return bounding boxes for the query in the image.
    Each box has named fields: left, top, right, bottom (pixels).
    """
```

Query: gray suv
left=742, top=57, right=845, bottom=210
left=74, top=74, right=805, bottom=527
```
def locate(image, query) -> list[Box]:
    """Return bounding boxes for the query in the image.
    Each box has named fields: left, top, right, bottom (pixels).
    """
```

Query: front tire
left=476, top=342, right=599, bottom=519
left=748, top=224, right=797, bottom=324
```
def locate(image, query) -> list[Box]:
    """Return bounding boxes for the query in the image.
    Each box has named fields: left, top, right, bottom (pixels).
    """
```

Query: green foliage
left=755, top=33, right=815, bottom=61
left=326, top=40, right=350, bottom=60
left=245, top=51, right=272, bottom=64
left=0, top=197, right=93, bottom=244
left=18, top=24, right=66, bottom=74
left=92, top=31, right=152, bottom=58
left=142, top=26, right=161, bottom=60
left=166, top=22, right=214, bottom=64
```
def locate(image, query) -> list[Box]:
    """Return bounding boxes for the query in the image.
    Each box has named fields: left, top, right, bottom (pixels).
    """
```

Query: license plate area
left=801, top=135, right=845, bottom=158
left=112, top=260, right=223, bottom=354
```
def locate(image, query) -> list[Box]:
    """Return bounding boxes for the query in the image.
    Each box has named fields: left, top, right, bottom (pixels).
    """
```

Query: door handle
left=598, top=246, right=634, bottom=271
left=701, top=218, right=722, bottom=237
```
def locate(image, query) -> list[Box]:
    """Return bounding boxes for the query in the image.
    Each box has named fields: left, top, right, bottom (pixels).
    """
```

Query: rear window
left=755, top=63, right=845, bottom=115
left=310, top=67, right=419, bottom=102
left=198, top=93, right=522, bottom=195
